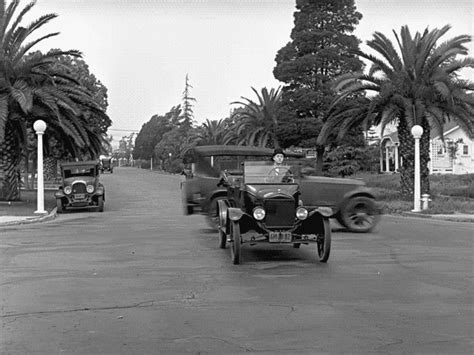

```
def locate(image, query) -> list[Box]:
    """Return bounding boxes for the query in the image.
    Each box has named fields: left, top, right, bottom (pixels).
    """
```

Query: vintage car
left=217, top=160, right=332, bottom=264
left=181, top=145, right=380, bottom=233
left=100, top=157, right=114, bottom=173
left=54, top=161, right=105, bottom=213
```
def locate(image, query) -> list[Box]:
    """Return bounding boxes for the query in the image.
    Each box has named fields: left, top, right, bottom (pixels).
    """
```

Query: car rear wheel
left=339, top=196, right=380, bottom=233
left=230, top=220, right=241, bottom=265
left=97, top=196, right=104, bottom=212
left=317, top=218, right=331, bottom=263
left=206, top=196, right=226, bottom=230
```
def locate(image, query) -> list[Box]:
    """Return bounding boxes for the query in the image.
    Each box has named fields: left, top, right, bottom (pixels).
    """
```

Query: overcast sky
left=27, top=0, right=473, bottom=140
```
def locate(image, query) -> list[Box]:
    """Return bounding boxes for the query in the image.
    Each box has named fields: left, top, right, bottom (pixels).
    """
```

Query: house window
left=462, top=145, right=469, bottom=155
left=434, top=142, right=444, bottom=156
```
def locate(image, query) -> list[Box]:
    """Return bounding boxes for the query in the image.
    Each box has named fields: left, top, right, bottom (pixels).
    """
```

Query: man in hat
left=268, top=148, right=293, bottom=182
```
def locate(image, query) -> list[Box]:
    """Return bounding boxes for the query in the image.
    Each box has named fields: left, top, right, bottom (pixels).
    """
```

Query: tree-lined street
left=1, top=168, right=472, bottom=353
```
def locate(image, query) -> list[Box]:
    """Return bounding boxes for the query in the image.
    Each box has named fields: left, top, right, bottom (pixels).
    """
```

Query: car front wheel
left=230, top=220, right=241, bottom=265
left=206, top=196, right=226, bottom=230
left=56, top=199, right=63, bottom=213
left=338, top=196, right=380, bottom=233
left=317, top=218, right=331, bottom=263
left=97, top=196, right=104, bottom=212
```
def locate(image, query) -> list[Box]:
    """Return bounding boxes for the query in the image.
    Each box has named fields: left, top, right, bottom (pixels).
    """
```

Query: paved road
left=1, top=167, right=472, bottom=353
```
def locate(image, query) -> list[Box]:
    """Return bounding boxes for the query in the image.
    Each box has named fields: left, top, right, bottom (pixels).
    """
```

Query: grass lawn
left=0, top=189, right=57, bottom=216
left=354, top=172, right=474, bottom=214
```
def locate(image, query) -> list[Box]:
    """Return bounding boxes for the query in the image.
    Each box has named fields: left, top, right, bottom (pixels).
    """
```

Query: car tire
left=206, top=196, right=226, bottom=230
left=317, top=218, right=331, bottom=263
left=56, top=199, right=63, bottom=213
left=339, top=196, right=380, bottom=233
left=97, top=196, right=104, bottom=212
left=217, top=203, right=227, bottom=249
left=230, top=220, right=241, bottom=265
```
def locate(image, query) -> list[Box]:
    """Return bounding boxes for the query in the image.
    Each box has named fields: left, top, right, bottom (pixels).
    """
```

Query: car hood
left=244, top=184, right=299, bottom=199
left=63, top=177, right=97, bottom=186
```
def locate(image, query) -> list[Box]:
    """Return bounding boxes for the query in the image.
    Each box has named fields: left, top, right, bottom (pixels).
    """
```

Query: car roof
left=184, top=145, right=305, bottom=158
left=60, top=160, right=99, bottom=167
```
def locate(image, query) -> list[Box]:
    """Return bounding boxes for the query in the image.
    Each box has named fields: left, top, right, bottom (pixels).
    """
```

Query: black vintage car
left=217, top=160, right=332, bottom=264
left=181, top=145, right=380, bottom=233
left=54, top=161, right=105, bottom=213
left=100, top=157, right=114, bottom=174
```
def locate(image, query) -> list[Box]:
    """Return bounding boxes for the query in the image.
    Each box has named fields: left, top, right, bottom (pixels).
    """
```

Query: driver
left=269, top=148, right=293, bottom=182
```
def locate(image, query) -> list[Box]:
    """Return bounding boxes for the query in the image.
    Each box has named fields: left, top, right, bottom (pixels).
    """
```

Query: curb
left=399, top=211, right=474, bottom=223
left=0, top=207, right=57, bottom=227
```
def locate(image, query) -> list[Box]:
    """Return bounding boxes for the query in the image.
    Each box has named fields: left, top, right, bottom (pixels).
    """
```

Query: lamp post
left=33, top=120, right=47, bottom=214
left=411, top=125, right=423, bottom=212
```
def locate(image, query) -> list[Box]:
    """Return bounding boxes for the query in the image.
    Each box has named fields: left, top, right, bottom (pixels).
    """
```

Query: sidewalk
left=0, top=189, right=57, bottom=227
left=0, top=208, right=57, bottom=226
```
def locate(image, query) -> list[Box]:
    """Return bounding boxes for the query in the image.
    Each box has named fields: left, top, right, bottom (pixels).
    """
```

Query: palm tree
left=192, top=119, right=226, bottom=146
left=0, top=0, right=108, bottom=200
left=230, top=87, right=282, bottom=147
left=318, top=25, right=474, bottom=198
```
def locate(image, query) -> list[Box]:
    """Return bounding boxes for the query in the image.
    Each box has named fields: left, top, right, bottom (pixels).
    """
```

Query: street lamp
left=411, top=124, right=423, bottom=212
left=33, top=120, right=47, bottom=214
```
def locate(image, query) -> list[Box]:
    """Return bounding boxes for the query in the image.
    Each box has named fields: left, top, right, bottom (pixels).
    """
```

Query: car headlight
left=296, top=207, right=308, bottom=220
left=253, top=207, right=266, bottom=220
left=86, top=185, right=94, bottom=193
left=64, top=186, right=72, bottom=195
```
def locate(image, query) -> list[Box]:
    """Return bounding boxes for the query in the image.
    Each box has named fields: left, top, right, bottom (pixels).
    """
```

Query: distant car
left=217, top=159, right=332, bottom=264
left=54, top=161, right=105, bottom=213
left=100, top=158, right=114, bottom=173
left=181, top=145, right=380, bottom=233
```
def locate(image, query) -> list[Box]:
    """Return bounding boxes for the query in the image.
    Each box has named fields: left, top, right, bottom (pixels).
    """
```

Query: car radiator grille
left=264, top=199, right=295, bottom=228
left=72, top=182, right=87, bottom=194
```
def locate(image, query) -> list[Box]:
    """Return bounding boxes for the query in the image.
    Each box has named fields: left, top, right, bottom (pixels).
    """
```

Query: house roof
left=381, top=122, right=472, bottom=142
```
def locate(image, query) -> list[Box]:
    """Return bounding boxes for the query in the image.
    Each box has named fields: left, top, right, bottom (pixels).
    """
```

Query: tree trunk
left=314, top=145, right=325, bottom=175
left=0, top=122, right=21, bottom=201
left=397, top=118, right=414, bottom=199
left=420, top=119, right=431, bottom=194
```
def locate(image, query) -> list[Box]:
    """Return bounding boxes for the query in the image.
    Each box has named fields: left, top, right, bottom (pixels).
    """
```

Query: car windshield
left=244, top=161, right=293, bottom=184
left=63, top=166, right=97, bottom=178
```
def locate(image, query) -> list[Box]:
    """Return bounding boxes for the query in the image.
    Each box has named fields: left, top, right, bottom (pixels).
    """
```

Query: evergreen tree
left=181, top=73, right=196, bottom=130
left=133, top=114, right=173, bottom=160
left=273, top=0, right=364, bottom=173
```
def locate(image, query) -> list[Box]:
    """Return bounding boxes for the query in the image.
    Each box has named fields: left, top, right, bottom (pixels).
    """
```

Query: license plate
left=74, top=193, right=85, bottom=199
left=269, top=231, right=292, bottom=243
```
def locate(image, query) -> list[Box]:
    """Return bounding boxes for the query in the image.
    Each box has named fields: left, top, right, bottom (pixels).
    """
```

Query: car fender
left=206, top=189, right=227, bottom=211
left=227, top=207, right=244, bottom=221
left=95, top=184, right=105, bottom=196
left=54, top=189, right=65, bottom=199
left=308, top=207, right=334, bottom=218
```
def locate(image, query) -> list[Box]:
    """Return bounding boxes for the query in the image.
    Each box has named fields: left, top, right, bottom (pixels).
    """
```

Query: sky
left=26, top=0, right=474, bottom=142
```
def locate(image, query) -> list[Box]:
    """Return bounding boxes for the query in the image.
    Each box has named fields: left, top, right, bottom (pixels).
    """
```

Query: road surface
left=1, top=167, right=472, bottom=353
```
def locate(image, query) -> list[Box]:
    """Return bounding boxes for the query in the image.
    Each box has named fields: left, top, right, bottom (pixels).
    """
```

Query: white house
left=380, top=122, right=474, bottom=174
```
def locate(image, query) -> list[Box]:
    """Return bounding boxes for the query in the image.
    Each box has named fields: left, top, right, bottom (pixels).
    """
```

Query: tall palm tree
left=318, top=25, right=474, bottom=198
left=0, top=0, right=108, bottom=200
left=230, top=87, right=282, bottom=147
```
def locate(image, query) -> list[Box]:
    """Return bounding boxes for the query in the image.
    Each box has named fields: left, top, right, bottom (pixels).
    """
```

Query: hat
left=272, top=148, right=285, bottom=158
